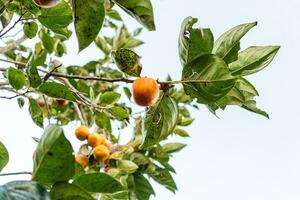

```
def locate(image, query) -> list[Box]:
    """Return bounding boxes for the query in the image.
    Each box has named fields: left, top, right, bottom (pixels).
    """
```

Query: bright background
left=1, top=0, right=300, bottom=199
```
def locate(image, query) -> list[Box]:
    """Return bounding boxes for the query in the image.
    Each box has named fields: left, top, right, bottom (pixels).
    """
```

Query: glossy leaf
left=73, top=173, right=123, bottom=193
left=73, top=0, right=105, bottom=51
left=178, top=17, right=214, bottom=66
left=100, top=91, right=121, bottom=105
left=39, top=29, right=54, bottom=53
left=132, top=173, right=155, bottom=200
left=182, top=54, right=236, bottom=104
left=39, top=82, right=76, bottom=101
left=113, top=0, right=155, bottom=31
left=95, top=111, right=112, bottom=133
left=29, top=98, right=44, bottom=128
left=32, top=125, right=75, bottom=186
left=117, top=160, right=138, bottom=174
left=213, top=22, right=257, bottom=62
left=210, top=78, right=269, bottom=118
left=229, top=46, right=280, bottom=76
left=27, top=65, right=42, bottom=88
left=173, top=128, right=190, bottom=137
left=38, top=1, right=73, bottom=30
left=0, top=181, right=49, bottom=200
left=112, top=48, right=142, bottom=77
left=7, top=67, right=26, bottom=90
left=23, top=22, right=38, bottom=39
left=0, top=141, right=9, bottom=172
left=162, top=143, right=186, bottom=154
left=110, top=106, right=129, bottom=120
left=50, top=182, right=93, bottom=200
left=142, top=93, right=178, bottom=148
left=148, top=166, right=177, bottom=193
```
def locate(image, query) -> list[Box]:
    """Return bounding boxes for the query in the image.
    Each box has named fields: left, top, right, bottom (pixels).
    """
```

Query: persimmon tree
left=0, top=0, right=280, bottom=199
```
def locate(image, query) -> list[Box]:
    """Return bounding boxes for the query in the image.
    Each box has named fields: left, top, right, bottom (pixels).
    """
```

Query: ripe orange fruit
left=132, top=77, right=159, bottom=106
left=93, top=145, right=110, bottom=161
left=87, top=134, right=107, bottom=148
left=33, top=0, right=60, bottom=8
left=75, top=154, right=89, bottom=168
left=75, top=125, right=90, bottom=141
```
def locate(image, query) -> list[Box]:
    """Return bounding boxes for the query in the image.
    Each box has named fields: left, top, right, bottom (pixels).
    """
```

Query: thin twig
left=73, top=102, right=86, bottom=126
left=43, top=64, right=62, bottom=82
left=0, top=13, right=25, bottom=38
left=0, top=171, right=32, bottom=176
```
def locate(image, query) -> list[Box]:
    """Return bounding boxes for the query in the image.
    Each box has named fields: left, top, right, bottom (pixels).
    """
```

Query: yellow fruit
left=75, top=154, right=89, bottom=168
left=33, top=0, right=60, bottom=8
left=75, top=125, right=90, bottom=141
left=132, top=77, right=159, bottom=106
left=93, top=145, right=110, bottom=162
left=87, top=134, right=107, bottom=148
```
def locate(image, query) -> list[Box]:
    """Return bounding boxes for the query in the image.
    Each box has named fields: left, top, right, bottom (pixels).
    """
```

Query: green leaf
left=182, top=54, right=236, bottom=104
left=95, top=111, right=112, bottom=133
left=95, top=36, right=111, bottom=55
left=213, top=22, right=257, bottom=63
left=123, top=87, right=132, bottom=100
left=0, top=181, right=49, bottom=200
left=112, top=48, right=142, bottom=77
left=178, top=118, right=194, bottom=126
left=32, top=125, right=75, bottom=186
left=100, top=91, right=121, bottom=105
left=23, top=21, right=38, bottom=39
left=100, top=191, right=128, bottom=200
left=7, top=67, right=26, bottom=90
left=112, top=25, right=144, bottom=49
left=110, top=106, right=129, bottom=120
left=112, top=0, right=155, bottom=31
left=210, top=78, right=269, bottom=118
left=117, top=160, right=138, bottom=174
left=0, top=11, right=13, bottom=28
left=50, top=182, right=93, bottom=200
left=229, top=46, right=280, bottom=76
left=142, top=93, right=178, bottom=148
left=72, top=0, right=105, bottom=51
left=178, top=17, right=214, bottom=67
left=17, top=97, right=25, bottom=108
left=131, top=173, right=155, bottom=200
left=38, top=0, right=73, bottom=30
left=162, top=143, right=186, bottom=154
left=39, top=28, right=54, bottom=53
left=27, top=65, right=42, bottom=88
left=29, top=98, right=44, bottom=128
left=39, top=82, right=76, bottom=101
left=148, top=166, right=177, bottom=193
left=173, top=128, right=190, bottom=137
left=73, top=173, right=123, bottom=193
left=0, top=141, right=9, bottom=172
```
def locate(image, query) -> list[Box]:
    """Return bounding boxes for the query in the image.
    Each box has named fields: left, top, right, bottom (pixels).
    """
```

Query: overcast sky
left=1, top=0, right=300, bottom=199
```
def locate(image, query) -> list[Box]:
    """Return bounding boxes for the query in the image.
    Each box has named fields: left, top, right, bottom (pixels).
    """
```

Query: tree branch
left=0, top=35, right=27, bottom=54
left=0, top=171, right=32, bottom=176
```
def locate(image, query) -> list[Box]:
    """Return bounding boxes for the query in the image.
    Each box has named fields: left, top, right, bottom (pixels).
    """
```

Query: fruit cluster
left=74, top=125, right=113, bottom=168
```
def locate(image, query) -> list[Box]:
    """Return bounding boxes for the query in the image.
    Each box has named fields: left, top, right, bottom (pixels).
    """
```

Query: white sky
left=1, top=0, right=300, bottom=199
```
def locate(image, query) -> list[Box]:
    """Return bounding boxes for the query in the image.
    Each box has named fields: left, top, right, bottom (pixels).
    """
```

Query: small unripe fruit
left=56, top=99, right=68, bottom=106
left=75, top=125, right=90, bottom=141
left=87, top=134, right=107, bottom=148
left=132, top=77, right=159, bottom=106
left=33, top=0, right=60, bottom=8
left=105, top=141, right=114, bottom=151
left=75, top=154, right=89, bottom=168
left=37, top=99, right=45, bottom=108
left=93, top=145, right=110, bottom=162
